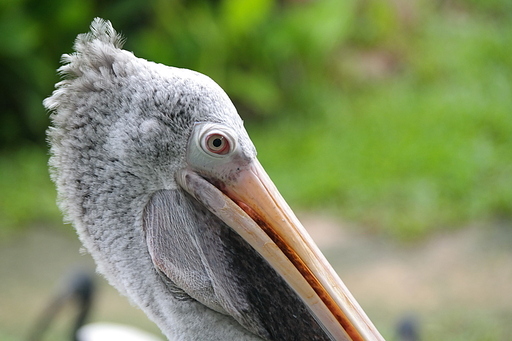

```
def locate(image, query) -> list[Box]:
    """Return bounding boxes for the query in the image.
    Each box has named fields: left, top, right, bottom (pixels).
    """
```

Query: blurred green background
left=2, top=0, right=512, bottom=239
left=1, top=0, right=511, bottom=340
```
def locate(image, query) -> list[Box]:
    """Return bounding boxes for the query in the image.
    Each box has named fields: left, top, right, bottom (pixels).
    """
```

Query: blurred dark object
left=396, top=314, right=420, bottom=341
left=27, top=268, right=95, bottom=341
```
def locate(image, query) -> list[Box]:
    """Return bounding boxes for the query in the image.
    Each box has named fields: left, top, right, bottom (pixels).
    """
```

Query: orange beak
left=177, top=158, right=384, bottom=341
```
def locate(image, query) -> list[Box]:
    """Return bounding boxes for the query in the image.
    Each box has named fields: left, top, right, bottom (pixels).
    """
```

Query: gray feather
left=45, top=18, right=262, bottom=340
left=144, top=190, right=331, bottom=341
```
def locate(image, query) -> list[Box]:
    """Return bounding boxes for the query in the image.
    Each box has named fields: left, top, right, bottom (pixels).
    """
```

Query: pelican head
left=45, top=18, right=383, bottom=341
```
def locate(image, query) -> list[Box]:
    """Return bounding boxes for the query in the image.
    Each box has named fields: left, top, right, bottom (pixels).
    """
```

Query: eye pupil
left=212, top=138, right=222, bottom=148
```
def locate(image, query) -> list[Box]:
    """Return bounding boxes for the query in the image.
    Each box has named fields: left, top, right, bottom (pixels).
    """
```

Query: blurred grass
left=246, top=5, right=512, bottom=238
left=0, top=147, right=61, bottom=238
left=0, top=0, right=511, bottom=240
left=250, top=7, right=512, bottom=238
left=251, top=73, right=512, bottom=238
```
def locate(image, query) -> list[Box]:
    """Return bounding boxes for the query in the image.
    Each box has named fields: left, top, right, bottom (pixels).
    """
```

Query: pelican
left=44, top=18, right=384, bottom=341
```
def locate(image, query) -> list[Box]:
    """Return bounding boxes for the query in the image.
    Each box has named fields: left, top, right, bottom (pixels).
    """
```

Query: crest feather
left=43, top=18, right=128, bottom=113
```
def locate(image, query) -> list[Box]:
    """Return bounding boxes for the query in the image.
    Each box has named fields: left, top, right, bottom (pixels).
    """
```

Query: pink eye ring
left=205, top=133, right=230, bottom=155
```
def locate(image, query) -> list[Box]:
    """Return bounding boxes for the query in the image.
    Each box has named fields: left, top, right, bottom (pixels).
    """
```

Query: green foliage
left=129, top=0, right=355, bottom=118
left=1, top=0, right=511, bottom=239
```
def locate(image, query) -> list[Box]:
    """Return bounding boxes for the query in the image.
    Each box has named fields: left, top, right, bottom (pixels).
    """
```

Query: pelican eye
left=205, top=133, right=230, bottom=155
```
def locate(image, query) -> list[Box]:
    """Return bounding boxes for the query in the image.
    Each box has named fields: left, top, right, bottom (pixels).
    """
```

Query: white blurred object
left=78, top=322, right=163, bottom=341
